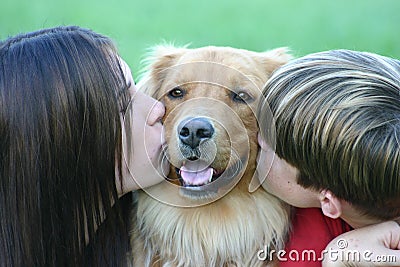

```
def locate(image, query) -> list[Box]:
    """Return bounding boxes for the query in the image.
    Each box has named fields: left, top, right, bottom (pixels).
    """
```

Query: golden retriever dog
left=131, top=45, right=292, bottom=266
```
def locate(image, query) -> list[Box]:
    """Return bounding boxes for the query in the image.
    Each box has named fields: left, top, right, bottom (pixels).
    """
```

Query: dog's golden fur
left=131, top=45, right=292, bottom=266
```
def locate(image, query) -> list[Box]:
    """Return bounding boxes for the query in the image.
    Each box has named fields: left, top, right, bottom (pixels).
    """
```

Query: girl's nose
left=144, top=94, right=165, bottom=126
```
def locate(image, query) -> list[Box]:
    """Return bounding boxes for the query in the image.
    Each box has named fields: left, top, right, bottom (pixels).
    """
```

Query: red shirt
left=279, top=208, right=352, bottom=267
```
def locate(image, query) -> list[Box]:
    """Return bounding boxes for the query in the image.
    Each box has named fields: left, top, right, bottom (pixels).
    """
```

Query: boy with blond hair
left=257, top=49, right=400, bottom=266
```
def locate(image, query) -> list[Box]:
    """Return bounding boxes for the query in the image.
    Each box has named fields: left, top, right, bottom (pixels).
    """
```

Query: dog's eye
left=233, top=91, right=252, bottom=103
left=168, top=87, right=185, bottom=99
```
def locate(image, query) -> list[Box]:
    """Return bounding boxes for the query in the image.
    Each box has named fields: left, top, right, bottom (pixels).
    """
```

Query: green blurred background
left=1, top=0, right=399, bottom=78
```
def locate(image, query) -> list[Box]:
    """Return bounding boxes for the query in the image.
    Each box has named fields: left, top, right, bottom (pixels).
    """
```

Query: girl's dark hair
left=0, top=26, right=131, bottom=266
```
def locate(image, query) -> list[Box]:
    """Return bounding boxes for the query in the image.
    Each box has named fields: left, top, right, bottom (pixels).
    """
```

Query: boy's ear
left=320, top=190, right=342, bottom=219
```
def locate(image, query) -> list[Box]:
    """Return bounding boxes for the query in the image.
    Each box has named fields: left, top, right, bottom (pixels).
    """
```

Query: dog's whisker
left=198, top=141, right=217, bottom=163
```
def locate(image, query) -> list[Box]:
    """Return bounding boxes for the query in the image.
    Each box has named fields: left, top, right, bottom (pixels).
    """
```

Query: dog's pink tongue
left=180, top=162, right=213, bottom=185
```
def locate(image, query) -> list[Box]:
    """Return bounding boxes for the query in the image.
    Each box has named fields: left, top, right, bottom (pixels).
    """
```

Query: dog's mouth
left=176, top=160, right=223, bottom=188
left=164, top=148, right=245, bottom=200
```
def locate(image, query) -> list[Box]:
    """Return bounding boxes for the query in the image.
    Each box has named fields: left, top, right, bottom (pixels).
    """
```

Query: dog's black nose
left=178, top=117, right=214, bottom=149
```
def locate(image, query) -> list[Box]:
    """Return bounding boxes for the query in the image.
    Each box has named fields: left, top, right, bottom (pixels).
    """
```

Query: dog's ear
left=258, top=47, right=293, bottom=75
left=137, top=45, right=187, bottom=98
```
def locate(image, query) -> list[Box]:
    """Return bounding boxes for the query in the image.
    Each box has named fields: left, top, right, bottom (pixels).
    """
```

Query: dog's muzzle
left=175, top=117, right=218, bottom=187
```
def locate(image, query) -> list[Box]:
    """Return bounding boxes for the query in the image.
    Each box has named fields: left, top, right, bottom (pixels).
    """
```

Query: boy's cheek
left=257, top=133, right=268, bottom=150
left=256, top=150, right=271, bottom=186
